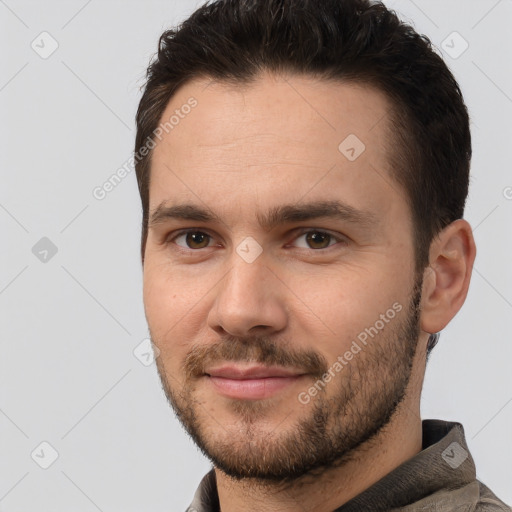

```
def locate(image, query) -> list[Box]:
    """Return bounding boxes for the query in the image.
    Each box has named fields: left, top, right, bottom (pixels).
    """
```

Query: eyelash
left=165, top=228, right=348, bottom=253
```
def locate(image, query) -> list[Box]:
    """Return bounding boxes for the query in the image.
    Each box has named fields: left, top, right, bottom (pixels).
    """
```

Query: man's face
left=143, top=73, right=424, bottom=481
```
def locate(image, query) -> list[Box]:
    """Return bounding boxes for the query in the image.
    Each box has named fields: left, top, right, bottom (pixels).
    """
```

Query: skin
left=142, top=72, right=476, bottom=512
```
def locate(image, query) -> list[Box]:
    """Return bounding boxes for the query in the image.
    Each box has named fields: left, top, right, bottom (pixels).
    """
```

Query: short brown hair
left=135, top=0, right=471, bottom=351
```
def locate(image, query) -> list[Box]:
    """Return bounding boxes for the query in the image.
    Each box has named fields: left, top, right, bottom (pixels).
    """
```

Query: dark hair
left=135, top=0, right=471, bottom=353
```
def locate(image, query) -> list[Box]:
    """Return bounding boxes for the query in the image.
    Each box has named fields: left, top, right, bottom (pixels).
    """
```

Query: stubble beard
left=154, top=275, right=423, bottom=484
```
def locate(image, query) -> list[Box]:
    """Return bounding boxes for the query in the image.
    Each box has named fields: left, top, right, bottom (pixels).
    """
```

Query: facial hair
left=154, top=273, right=423, bottom=484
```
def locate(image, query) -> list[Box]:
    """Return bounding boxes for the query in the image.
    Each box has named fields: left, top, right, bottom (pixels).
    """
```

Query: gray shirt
left=187, top=419, right=511, bottom=511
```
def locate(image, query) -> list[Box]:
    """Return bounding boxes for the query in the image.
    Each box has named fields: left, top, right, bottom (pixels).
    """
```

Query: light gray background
left=1, top=0, right=511, bottom=510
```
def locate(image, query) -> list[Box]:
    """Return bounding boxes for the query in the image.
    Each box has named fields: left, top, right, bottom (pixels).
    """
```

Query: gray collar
left=186, top=419, right=504, bottom=511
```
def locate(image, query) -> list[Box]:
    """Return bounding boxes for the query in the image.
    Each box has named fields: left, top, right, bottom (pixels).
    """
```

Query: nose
left=207, top=256, right=288, bottom=338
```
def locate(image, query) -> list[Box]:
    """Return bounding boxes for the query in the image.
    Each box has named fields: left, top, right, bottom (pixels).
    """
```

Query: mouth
left=204, top=364, right=307, bottom=400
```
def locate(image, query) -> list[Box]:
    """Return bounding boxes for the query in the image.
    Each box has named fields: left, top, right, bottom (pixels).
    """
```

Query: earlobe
left=420, top=219, right=477, bottom=335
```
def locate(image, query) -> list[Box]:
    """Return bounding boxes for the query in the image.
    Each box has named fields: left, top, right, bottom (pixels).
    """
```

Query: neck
left=215, top=397, right=423, bottom=512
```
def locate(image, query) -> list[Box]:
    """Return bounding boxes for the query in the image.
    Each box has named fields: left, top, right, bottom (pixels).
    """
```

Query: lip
left=206, top=364, right=303, bottom=379
left=204, top=364, right=306, bottom=400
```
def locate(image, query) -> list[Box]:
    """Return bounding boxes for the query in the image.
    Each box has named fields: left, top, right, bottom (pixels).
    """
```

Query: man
left=134, top=0, right=511, bottom=510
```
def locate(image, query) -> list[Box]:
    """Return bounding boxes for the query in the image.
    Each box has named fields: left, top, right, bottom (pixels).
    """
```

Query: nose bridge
left=208, top=249, right=287, bottom=336
left=220, top=253, right=270, bottom=315
left=228, top=252, right=267, bottom=299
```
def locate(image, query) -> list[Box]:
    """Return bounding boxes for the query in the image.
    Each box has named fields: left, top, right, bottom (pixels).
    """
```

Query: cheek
left=143, top=264, right=184, bottom=345
left=143, top=260, right=210, bottom=365
left=143, top=266, right=169, bottom=321
left=291, top=266, right=408, bottom=359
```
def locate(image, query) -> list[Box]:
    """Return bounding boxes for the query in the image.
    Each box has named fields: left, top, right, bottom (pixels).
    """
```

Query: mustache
left=184, top=336, right=328, bottom=379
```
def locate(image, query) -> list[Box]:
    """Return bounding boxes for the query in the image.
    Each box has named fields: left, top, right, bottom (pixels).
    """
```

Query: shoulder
left=473, top=481, right=512, bottom=511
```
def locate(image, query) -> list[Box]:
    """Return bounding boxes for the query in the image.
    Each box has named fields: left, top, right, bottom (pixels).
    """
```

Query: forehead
left=155, top=72, right=392, bottom=155
left=148, top=72, right=404, bottom=227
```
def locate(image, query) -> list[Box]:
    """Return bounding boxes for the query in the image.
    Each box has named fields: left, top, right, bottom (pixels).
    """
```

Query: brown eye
left=305, top=231, right=332, bottom=249
left=292, top=230, right=341, bottom=250
left=173, top=231, right=212, bottom=249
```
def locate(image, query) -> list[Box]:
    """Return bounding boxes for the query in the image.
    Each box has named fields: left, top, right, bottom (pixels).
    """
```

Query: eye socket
left=167, top=228, right=348, bottom=251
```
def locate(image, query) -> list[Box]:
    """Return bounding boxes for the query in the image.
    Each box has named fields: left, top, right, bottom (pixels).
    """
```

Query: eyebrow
left=148, top=199, right=379, bottom=232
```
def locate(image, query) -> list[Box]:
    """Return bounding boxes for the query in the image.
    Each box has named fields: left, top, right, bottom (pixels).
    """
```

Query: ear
left=420, top=219, right=477, bottom=334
